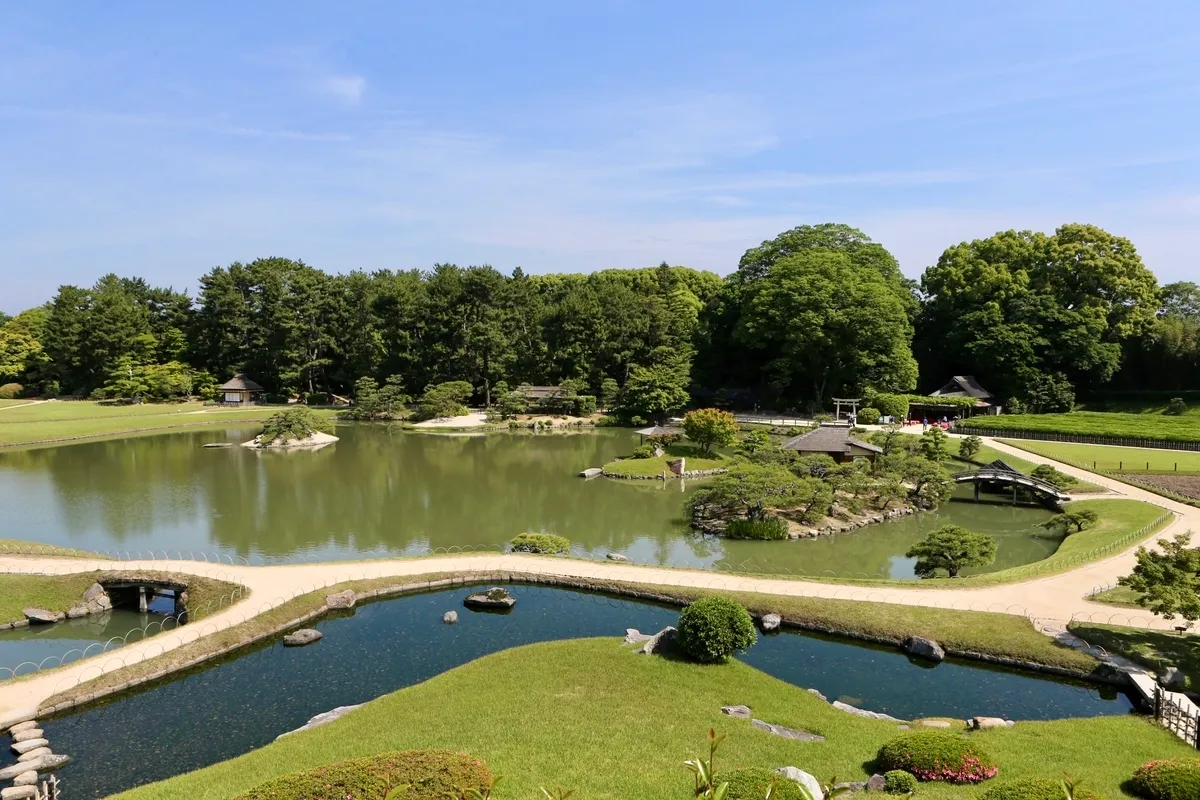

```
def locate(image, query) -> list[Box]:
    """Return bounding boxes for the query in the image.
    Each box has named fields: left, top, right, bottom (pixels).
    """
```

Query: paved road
left=0, top=436, right=1195, bottom=727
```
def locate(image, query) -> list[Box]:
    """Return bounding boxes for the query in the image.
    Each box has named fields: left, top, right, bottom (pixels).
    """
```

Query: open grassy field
left=111, top=637, right=1193, bottom=800
left=1069, top=622, right=1200, bottom=690
left=1000, top=439, right=1200, bottom=474
left=0, top=400, right=338, bottom=448
left=958, top=411, right=1200, bottom=445
left=947, top=437, right=1104, bottom=493
left=603, top=443, right=727, bottom=477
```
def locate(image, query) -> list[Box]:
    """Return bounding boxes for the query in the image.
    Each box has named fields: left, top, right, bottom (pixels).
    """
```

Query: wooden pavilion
left=781, top=424, right=882, bottom=463
left=218, top=374, right=265, bottom=405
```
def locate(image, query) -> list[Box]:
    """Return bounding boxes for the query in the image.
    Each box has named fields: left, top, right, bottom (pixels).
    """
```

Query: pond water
left=0, top=427, right=1054, bottom=577
left=0, top=609, right=155, bottom=673
left=29, top=584, right=1133, bottom=798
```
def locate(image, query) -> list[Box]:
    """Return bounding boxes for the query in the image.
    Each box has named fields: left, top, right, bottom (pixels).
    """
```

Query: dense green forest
left=1, top=222, right=1196, bottom=414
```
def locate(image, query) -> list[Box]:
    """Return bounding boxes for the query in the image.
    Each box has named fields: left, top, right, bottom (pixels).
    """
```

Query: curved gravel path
left=0, top=437, right=1194, bottom=727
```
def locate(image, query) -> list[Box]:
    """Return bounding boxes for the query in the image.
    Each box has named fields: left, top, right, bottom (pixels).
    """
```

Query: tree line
left=1, top=222, right=1195, bottom=415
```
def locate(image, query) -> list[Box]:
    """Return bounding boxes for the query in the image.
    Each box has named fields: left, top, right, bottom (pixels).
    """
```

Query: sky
left=2, top=1, right=1199, bottom=312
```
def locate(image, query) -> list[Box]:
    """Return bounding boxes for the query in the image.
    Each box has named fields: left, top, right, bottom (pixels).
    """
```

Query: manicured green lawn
left=1069, top=622, right=1200, bottom=690
left=604, top=444, right=727, bottom=477
left=1090, top=585, right=1144, bottom=609
left=947, top=438, right=1104, bottom=493
left=1001, top=440, right=1200, bottom=475
left=0, top=401, right=338, bottom=448
left=959, top=411, right=1200, bottom=445
left=111, top=638, right=1194, bottom=800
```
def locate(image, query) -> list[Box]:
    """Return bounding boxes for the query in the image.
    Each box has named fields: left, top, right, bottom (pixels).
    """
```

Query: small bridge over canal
left=952, top=460, right=1070, bottom=505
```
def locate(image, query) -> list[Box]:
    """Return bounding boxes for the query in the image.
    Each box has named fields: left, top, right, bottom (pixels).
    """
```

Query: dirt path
left=0, top=400, right=47, bottom=412
left=0, top=435, right=1194, bottom=726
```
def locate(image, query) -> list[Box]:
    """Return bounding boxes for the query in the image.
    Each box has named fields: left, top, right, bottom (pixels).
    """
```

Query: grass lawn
left=1069, top=622, right=1200, bottom=689
left=1090, top=585, right=1144, bottom=609
left=604, top=443, right=727, bottom=477
left=947, top=438, right=1104, bottom=493
left=1001, top=439, right=1200, bottom=475
left=0, top=571, right=243, bottom=626
left=0, top=400, right=338, bottom=448
left=958, top=411, right=1200, bottom=445
left=111, top=637, right=1194, bottom=800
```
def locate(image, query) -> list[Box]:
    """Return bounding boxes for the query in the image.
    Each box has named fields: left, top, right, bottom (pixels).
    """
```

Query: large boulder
left=1160, top=666, right=1187, bottom=691
left=82, top=583, right=107, bottom=603
left=22, top=608, right=62, bottom=625
left=904, top=635, right=945, bottom=662
left=282, top=628, right=322, bottom=647
left=774, top=767, right=823, bottom=800
left=463, top=587, right=516, bottom=610
left=325, top=590, right=357, bottom=610
left=639, top=626, right=677, bottom=655
left=761, top=613, right=782, bottom=632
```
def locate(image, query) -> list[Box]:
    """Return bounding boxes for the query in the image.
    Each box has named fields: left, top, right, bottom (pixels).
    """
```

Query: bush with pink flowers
left=876, top=732, right=998, bottom=784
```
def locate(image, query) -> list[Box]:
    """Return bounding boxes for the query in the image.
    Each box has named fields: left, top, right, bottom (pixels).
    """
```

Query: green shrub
left=631, top=444, right=656, bottom=459
left=306, top=392, right=330, bottom=406
left=857, top=407, right=881, bottom=425
left=979, top=776, right=1104, bottom=800
left=875, top=732, right=997, bottom=784
left=263, top=393, right=289, bottom=405
left=509, top=532, right=571, bottom=554
left=1031, top=463, right=1078, bottom=488
left=871, top=392, right=910, bottom=420
left=724, top=517, right=789, bottom=540
left=1129, top=759, right=1200, bottom=800
left=573, top=394, right=597, bottom=416
left=233, top=750, right=492, bottom=800
left=257, top=406, right=333, bottom=445
left=1165, top=397, right=1187, bottom=416
left=721, top=767, right=811, bottom=800
left=594, top=415, right=619, bottom=427
left=0, top=383, right=24, bottom=399
left=677, top=596, right=757, bottom=663
left=883, top=769, right=918, bottom=794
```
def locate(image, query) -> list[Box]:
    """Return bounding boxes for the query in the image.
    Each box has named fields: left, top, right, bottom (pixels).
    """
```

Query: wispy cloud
left=316, top=74, right=366, bottom=105
left=0, top=105, right=350, bottom=141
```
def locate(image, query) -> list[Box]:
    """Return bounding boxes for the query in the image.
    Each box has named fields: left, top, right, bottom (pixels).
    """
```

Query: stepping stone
left=751, top=719, right=825, bottom=742
left=12, top=773, right=37, bottom=787
left=0, top=754, right=70, bottom=781
left=2, top=786, right=38, bottom=800
left=18, top=747, right=51, bottom=761
left=10, top=729, right=43, bottom=743
left=21, top=608, right=62, bottom=625
left=7, top=722, right=37, bottom=735
left=721, top=705, right=752, bottom=718
left=10, top=739, right=48, bottom=755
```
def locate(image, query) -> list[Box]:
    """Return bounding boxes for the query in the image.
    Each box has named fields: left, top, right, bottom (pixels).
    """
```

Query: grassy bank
left=0, top=571, right=243, bottom=627
left=958, top=411, right=1200, bottom=445
left=946, top=438, right=1104, bottom=493
left=1000, top=439, right=1200, bottom=474
left=1069, top=622, right=1200, bottom=689
left=111, top=637, right=1191, bottom=800
left=603, top=443, right=727, bottom=477
left=0, top=400, right=339, bottom=448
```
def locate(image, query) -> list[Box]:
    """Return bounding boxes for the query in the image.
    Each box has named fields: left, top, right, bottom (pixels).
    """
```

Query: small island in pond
left=243, top=406, right=339, bottom=450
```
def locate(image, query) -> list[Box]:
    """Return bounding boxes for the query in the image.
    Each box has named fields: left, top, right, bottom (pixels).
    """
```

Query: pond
left=28, top=584, right=1134, bottom=798
left=0, top=427, right=1054, bottom=577
left=0, top=609, right=156, bottom=674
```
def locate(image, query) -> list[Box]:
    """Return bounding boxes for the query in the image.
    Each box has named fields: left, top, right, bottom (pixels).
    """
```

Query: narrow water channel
left=0, top=610, right=160, bottom=674
left=24, top=584, right=1133, bottom=798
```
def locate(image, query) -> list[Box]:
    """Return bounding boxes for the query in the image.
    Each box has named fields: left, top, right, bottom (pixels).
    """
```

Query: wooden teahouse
left=781, top=424, right=882, bottom=464
left=218, top=374, right=265, bottom=405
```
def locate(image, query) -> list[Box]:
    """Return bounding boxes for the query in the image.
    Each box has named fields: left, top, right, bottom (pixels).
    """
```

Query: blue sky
left=2, top=1, right=1199, bottom=312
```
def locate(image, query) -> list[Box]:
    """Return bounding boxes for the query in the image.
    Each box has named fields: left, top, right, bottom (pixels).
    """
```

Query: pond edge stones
left=326, top=590, right=357, bottom=610
left=904, top=635, right=945, bottom=662
left=463, top=587, right=516, bottom=610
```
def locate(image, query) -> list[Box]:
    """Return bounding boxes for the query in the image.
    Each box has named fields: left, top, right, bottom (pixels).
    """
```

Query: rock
left=639, top=626, right=677, bottom=655
left=807, top=687, right=828, bottom=703
left=12, top=772, right=37, bottom=786
left=579, top=468, right=603, bottom=478
left=276, top=704, right=366, bottom=740
left=834, top=780, right=866, bottom=793
left=2, top=787, right=38, bottom=800
left=0, top=754, right=69, bottom=780
left=22, top=608, right=62, bottom=625
left=751, top=719, right=825, bottom=742
left=92, top=594, right=113, bottom=611
left=10, top=729, right=43, bottom=743
left=11, top=739, right=48, bottom=755
left=282, top=628, right=322, bottom=647
left=463, top=587, right=516, bottom=610
left=1160, top=666, right=1187, bottom=691
left=7, top=721, right=37, bottom=735
left=326, top=590, right=357, bottom=610
left=867, top=773, right=887, bottom=791
left=18, top=747, right=51, bottom=762
left=918, top=719, right=953, bottom=728
left=443, top=611, right=458, bottom=624
left=606, top=552, right=629, bottom=562
left=624, top=628, right=651, bottom=645
left=82, top=583, right=106, bottom=603
left=968, top=716, right=1014, bottom=730
left=831, top=700, right=904, bottom=723
left=721, top=705, right=752, bottom=718
left=773, top=767, right=823, bottom=800
left=761, top=613, right=781, bottom=632
left=904, top=635, right=945, bottom=662
left=66, top=604, right=89, bottom=619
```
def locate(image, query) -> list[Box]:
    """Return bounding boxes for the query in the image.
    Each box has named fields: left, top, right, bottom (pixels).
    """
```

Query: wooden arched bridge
left=952, top=462, right=1070, bottom=505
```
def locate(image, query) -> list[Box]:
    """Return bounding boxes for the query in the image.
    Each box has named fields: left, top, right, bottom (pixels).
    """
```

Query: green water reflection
left=0, top=427, right=1054, bottom=576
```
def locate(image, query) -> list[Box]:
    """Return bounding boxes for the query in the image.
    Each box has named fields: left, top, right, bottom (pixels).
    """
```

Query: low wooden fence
left=952, top=424, right=1200, bottom=453
left=1155, top=684, right=1200, bottom=748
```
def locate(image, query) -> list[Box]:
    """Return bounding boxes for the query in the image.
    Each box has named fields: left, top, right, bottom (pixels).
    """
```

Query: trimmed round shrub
left=677, top=596, right=757, bottom=663
left=979, top=776, right=1105, bottom=800
left=1165, top=397, right=1187, bottom=416
left=263, top=392, right=290, bottom=404
left=631, top=444, right=656, bottom=459
left=857, top=407, right=881, bottom=425
left=721, top=767, right=811, bottom=800
left=509, top=532, right=571, bottom=554
left=0, top=383, right=24, bottom=399
left=233, top=749, right=492, bottom=800
left=1130, top=759, right=1200, bottom=800
left=883, top=769, right=918, bottom=794
left=724, top=517, right=789, bottom=540
left=876, top=732, right=997, bottom=784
